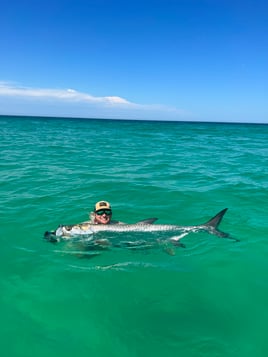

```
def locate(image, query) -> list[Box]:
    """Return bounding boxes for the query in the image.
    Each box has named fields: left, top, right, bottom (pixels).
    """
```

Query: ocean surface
left=1, top=115, right=267, bottom=357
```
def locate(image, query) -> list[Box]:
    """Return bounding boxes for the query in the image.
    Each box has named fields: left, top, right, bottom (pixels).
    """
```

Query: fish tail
left=203, top=208, right=230, bottom=238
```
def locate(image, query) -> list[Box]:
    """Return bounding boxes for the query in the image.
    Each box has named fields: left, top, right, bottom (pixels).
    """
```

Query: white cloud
left=0, top=81, right=190, bottom=120
left=0, top=82, right=132, bottom=106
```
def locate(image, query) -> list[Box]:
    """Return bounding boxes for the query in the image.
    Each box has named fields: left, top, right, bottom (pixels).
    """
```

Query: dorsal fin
left=136, top=218, right=158, bottom=225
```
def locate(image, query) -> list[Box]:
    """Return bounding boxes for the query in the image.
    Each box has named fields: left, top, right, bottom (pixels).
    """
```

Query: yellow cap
left=94, top=201, right=111, bottom=212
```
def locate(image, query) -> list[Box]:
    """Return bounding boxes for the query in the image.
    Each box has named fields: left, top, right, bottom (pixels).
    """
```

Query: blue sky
left=1, top=0, right=268, bottom=123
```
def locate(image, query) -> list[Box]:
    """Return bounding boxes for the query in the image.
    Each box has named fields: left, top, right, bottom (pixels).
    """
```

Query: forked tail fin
left=203, top=208, right=229, bottom=238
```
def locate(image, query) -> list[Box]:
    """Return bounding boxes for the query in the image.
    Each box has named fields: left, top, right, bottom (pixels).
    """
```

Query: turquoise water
left=1, top=115, right=267, bottom=356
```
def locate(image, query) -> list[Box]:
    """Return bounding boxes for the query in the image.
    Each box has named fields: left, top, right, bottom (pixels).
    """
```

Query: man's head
left=93, top=201, right=112, bottom=224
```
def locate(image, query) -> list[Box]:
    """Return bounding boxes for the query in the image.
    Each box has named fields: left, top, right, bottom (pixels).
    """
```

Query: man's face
left=94, top=210, right=112, bottom=224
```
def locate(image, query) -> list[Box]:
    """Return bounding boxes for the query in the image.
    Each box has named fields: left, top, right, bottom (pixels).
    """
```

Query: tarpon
left=44, top=209, right=230, bottom=246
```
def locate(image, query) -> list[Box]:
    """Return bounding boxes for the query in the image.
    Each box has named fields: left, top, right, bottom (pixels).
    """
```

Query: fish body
left=44, top=209, right=230, bottom=243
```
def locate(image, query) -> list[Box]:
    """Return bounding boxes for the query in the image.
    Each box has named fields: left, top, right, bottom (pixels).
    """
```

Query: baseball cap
left=94, top=201, right=111, bottom=212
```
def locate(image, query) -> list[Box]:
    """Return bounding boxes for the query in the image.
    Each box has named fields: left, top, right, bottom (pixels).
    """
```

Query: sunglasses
left=95, top=209, right=112, bottom=216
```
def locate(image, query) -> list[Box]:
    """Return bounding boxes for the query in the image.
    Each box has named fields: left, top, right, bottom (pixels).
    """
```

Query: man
left=89, top=201, right=123, bottom=225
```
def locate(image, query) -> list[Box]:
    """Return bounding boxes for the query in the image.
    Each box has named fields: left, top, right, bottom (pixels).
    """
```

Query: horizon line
left=1, top=113, right=267, bottom=126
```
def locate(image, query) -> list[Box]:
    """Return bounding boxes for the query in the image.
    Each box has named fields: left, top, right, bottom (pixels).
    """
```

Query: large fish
left=44, top=209, right=230, bottom=246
